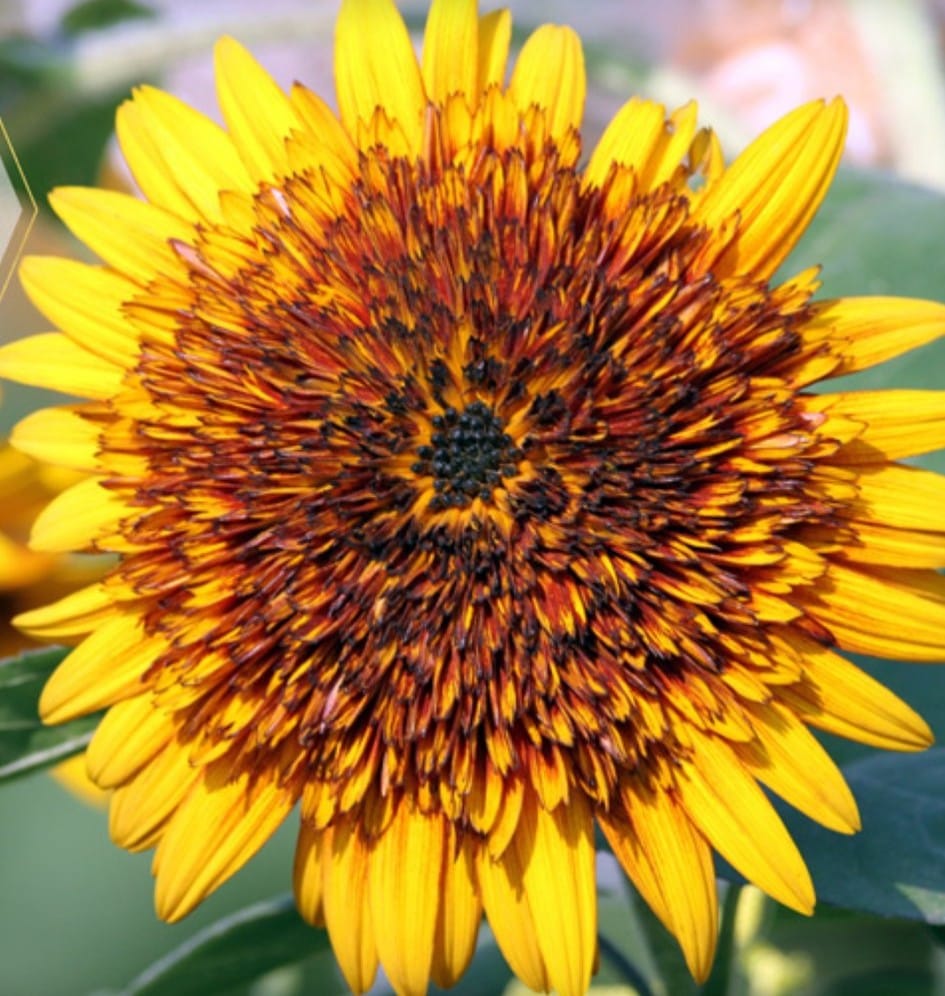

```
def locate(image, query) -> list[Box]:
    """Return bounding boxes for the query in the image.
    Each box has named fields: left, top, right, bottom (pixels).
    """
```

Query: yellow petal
left=30, top=477, right=129, bottom=553
left=487, top=771, right=524, bottom=857
left=0, top=333, right=123, bottom=400
left=335, top=0, right=425, bottom=150
left=19, top=256, right=139, bottom=365
left=117, top=100, right=202, bottom=222
left=86, top=694, right=173, bottom=788
left=477, top=790, right=597, bottom=996
left=677, top=737, right=814, bottom=914
left=423, top=0, right=478, bottom=105
left=369, top=800, right=444, bottom=996
left=508, top=25, right=585, bottom=141
left=214, top=37, right=298, bottom=182
left=805, top=296, right=945, bottom=378
left=288, top=84, right=357, bottom=189
left=812, top=562, right=945, bottom=661
left=13, top=582, right=117, bottom=638
left=39, top=613, right=158, bottom=723
left=852, top=463, right=945, bottom=534
left=49, top=187, right=192, bottom=284
left=476, top=842, right=550, bottom=993
left=839, top=519, right=945, bottom=570
left=467, top=762, right=504, bottom=836
left=293, top=820, right=326, bottom=927
left=586, top=98, right=699, bottom=192
left=776, top=633, right=932, bottom=751
left=109, top=737, right=197, bottom=851
left=323, top=821, right=379, bottom=994
left=741, top=701, right=860, bottom=834
left=477, top=9, right=511, bottom=92
left=155, top=769, right=296, bottom=921
left=587, top=98, right=654, bottom=188
left=515, top=793, right=596, bottom=996
left=658, top=103, right=703, bottom=188
left=117, top=85, right=253, bottom=222
left=688, top=122, right=725, bottom=183
left=11, top=406, right=100, bottom=472
left=431, top=836, right=482, bottom=989
left=530, top=742, right=571, bottom=811
left=809, top=389, right=945, bottom=461
left=601, top=786, right=718, bottom=982
left=697, top=99, right=847, bottom=280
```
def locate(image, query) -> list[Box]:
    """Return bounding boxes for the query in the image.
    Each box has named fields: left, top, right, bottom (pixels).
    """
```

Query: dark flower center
left=124, top=110, right=830, bottom=819
left=413, top=400, right=522, bottom=509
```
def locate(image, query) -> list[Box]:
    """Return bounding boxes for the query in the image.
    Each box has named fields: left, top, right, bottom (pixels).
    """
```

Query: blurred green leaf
left=10, top=89, right=132, bottom=201
left=760, top=904, right=937, bottom=996
left=61, top=0, right=156, bottom=37
left=0, top=644, right=93, bottom=782
left=0, top=37, right=67, bottom=89
left=0, top=13, right=149, bottom=202
left=782, top=748, right=945, bottom=924
left=120, top=894, right=332, bottom=996
left=817, top=969, right=934, bottom=996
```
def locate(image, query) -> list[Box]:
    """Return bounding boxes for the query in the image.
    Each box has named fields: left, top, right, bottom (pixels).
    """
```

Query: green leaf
left=9, top=88, right=133, bottom=200
left=60, top=0, right=156, bottom=37
left=0, top=37, right=66, bottom=88
left=783, top=747, right=945, bottom=924
left=120, top=894, right=332, bottom=996
left=0, top=645, right=95, bottom=783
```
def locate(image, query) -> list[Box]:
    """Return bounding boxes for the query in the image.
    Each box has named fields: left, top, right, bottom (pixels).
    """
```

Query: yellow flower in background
left=2, top=0, right=945, bottom=993
left=0, top=444, right=88, bottom=654
left=0, top=440, right=107, bottom=805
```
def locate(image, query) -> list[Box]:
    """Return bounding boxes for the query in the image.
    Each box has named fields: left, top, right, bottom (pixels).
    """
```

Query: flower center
left=413, top=400, right=522, bottom=509
left=124, top=106, right=828, bottom=819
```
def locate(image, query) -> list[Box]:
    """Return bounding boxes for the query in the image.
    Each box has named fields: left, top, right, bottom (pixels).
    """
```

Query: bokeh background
left=4, top=1, right=945, bottom=994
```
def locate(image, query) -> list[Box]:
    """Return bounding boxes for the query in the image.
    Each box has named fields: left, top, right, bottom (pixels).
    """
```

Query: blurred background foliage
left=4, top=1, right=945, bottom=995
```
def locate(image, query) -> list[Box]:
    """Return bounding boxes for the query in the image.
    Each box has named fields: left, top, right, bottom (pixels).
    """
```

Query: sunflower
left=2, top=1, right=945, bottom=993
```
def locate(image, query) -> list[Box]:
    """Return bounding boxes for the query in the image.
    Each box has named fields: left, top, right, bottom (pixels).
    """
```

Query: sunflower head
left=2, top=2, right=945, bottom=994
